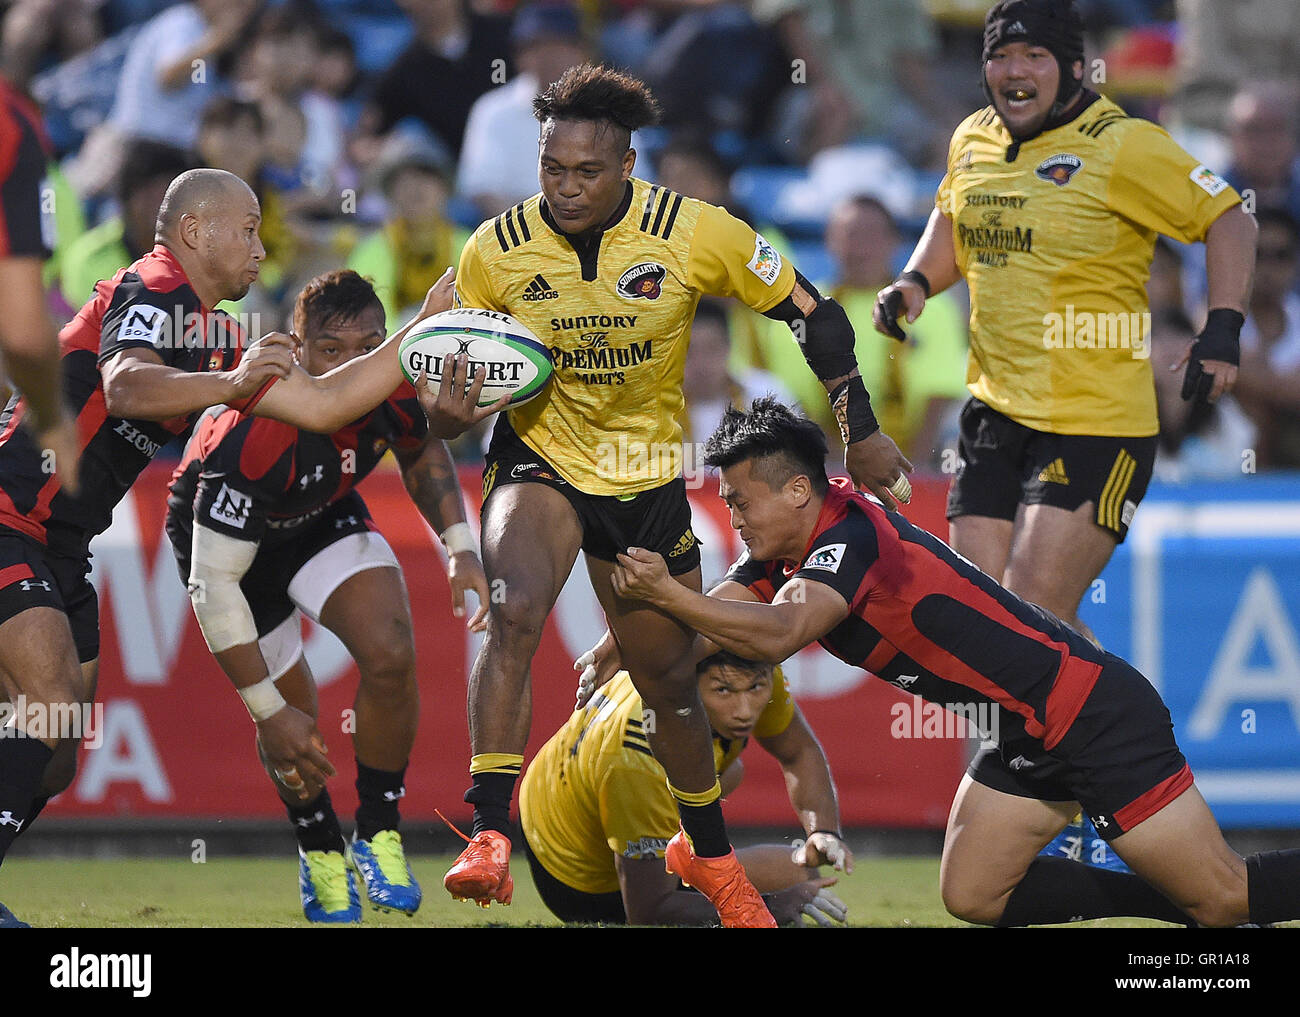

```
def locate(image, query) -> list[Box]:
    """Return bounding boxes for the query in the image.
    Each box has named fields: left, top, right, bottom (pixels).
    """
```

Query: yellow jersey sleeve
left=598, top=762, right=680, bottom=860
left=753, top=664, right=796, bottom=739
left=453, top=232, right=503, bottom=311
left=1107, top=123, right=1241, bottom=244
left=686, top=203, right=796, bottom=314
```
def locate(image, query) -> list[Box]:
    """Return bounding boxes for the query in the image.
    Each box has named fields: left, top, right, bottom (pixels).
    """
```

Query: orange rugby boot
left=665, top=829, right=777, bottom=928
left=439, top=812, right=514, bottom=907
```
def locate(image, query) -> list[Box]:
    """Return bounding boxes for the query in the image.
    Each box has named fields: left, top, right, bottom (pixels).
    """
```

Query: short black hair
left=117, top=140, right=196, bottom=207
left=533, top=63, right=661, bottom=152
left=703, top=396, right=830, bottom=494
left=696, top=649, right=772, bottom=680
left=293, top=269, right=384, bottom=340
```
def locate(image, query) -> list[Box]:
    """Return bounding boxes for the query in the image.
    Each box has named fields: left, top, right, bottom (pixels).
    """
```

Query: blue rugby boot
left=298, top=848, right=362, bottom=923
left=348, top=830, right=422, bottom=915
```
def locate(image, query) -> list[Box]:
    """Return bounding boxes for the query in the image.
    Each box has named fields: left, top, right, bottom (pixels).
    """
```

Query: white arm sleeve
left=188, top=522, right=261, bottom=653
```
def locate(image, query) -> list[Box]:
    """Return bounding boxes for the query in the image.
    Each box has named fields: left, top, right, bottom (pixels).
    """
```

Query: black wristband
left=898, top=269, right=931, bottom=298
left=829, top=375, right=880, bottom=444
left=1195, top=308, right=1244, bottom=365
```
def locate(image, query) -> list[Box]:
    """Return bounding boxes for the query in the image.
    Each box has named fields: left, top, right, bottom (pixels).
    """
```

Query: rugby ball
left=399, top=308, right=553, bottom=408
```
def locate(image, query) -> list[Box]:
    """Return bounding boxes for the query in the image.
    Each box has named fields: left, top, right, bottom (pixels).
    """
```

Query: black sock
left=998, top=857, right=1194, bottom=927
left=355, top=760, right=406, bottom=840
left=465, top=772, right=515, bottom=839
left=286, top=788, right=345, bottom=854
left=676, top=799, right=731, bottom=859
left=1246, top=849, right=1300, bottom=925
left=0, top=737, right=54, bottom=865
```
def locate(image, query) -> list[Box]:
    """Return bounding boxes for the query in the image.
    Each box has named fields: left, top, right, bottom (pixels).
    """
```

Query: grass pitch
left=1, top=854, right=1178, bottom=928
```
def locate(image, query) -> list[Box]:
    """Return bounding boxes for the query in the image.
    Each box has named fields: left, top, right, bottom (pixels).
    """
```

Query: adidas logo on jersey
left=522, top=274, right=559, bottom=301
left=1038, top=458, right=1070, bottom=485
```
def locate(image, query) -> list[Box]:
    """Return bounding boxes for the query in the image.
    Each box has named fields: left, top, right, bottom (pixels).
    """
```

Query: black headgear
left=982, top=0, right=1085, bottom=117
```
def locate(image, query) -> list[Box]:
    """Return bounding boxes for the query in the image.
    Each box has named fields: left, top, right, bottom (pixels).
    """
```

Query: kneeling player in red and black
left=166, top=270, right=489, bottom=922
left=611, top=398, right=1300, bottom=928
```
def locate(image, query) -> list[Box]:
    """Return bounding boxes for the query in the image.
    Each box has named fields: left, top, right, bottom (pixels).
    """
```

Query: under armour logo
left=383, top=788, right=406, bottom=802
left=298, top=465, right=325, bottom=489
left=1093, top=815, right=1109, bottom=829
left=334, top=516, right=358, bottom=529
left=0, top=811, right=23, bottom=830
left=295, top=810, right=325, bottom=828
left=19, top=579, right=51, bottom=592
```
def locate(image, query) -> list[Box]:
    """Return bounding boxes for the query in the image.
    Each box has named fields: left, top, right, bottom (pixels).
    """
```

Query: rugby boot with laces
left=441, top=814, right=513, bottom=907
left=665, top=829, right=777, bottom=928
left=348, top=830, right=422, bottom=914
left=298, top=847, right=362, bottom=923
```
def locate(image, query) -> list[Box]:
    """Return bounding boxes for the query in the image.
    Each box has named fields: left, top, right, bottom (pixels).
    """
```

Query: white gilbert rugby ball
left=399, top=308, right=553, bottom=407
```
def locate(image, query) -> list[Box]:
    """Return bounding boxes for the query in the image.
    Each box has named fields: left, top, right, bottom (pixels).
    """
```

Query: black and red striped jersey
left=165, top=381, right=428, bottom=550
left=724, top=478, right=1107, bottom=750
left=0, top=244, right=266, bottom=557
left=0, top=76, right=50, bottom=260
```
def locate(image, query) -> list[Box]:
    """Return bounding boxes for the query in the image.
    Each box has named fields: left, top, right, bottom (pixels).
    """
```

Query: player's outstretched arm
left=187, top=522, right=335, bottom=798
left=758, top=706, right=853, bottom=874
left=252, top=268, right=483, bottom=434
left=100, top=333, right=295, bottom=420
left=394, top=436, right=489, bottom=631
left=763, top=270, right=914, bottom=508
left=873, top=207, right=961, bottom=342
left=613, top=548, right=848, bottom=661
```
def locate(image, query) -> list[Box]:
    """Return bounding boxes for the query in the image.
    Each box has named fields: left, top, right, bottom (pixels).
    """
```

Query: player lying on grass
left=165, top=270, right=489, bottom=923
left=608, top=398, right=1300, bottom=927
left=518, top=652, right=849, bottom=926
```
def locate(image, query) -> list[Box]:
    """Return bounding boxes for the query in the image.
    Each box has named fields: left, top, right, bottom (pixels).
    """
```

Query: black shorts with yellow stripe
left=482, top=415, right=701, bottom=575
left=946, top=398, right=1156, bottom=542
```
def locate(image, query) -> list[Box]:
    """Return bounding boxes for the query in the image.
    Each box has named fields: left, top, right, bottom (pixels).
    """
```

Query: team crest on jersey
left=1035, top=154, right=1083, bottom=187
left=747, top=234, right=782, bottom=285
left=803, top=543, right=846, bottom=573
left=207, top=351, right=223, bottom=371
left=617, top=262, right=666, bottom=300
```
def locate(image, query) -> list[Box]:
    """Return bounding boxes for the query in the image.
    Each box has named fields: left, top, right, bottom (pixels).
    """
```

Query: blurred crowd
left=4, top=0, right=1298, bottom=475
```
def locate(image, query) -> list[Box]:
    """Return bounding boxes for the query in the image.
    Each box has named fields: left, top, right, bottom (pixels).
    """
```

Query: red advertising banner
left=45, top=465, right=967, bottom=829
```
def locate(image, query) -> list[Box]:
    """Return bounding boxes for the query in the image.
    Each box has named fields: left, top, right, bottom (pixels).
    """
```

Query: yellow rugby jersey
left=937, top=94, right=1242, bottom=436
left=519, top=669, right=794, bottom=896
left=455, top=177, right=797, bottom=495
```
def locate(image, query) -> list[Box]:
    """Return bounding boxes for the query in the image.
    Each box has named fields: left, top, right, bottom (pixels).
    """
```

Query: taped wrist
left=829, top=376, right=880, bottom=444
left=898, top=269, right=931, bottom=297
left=1193, top=308, right=1244, bottom=365
left=188, top=523, right=260, bottom=653
left=1182, top=308, right=1244, bottom=402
